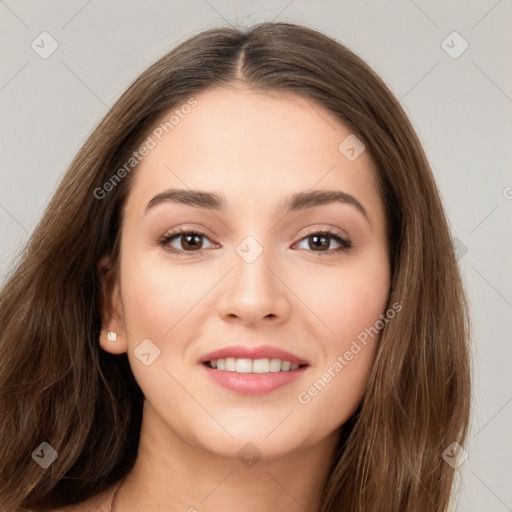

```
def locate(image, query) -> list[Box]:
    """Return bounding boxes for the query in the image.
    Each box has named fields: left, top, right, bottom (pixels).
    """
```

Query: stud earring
left=107, top=331, right=117, bottom=342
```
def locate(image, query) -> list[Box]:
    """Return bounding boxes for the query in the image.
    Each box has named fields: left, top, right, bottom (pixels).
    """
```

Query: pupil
left=310, top=235, right=328, bottom=251
left=183, top=234, right=201, bottom=250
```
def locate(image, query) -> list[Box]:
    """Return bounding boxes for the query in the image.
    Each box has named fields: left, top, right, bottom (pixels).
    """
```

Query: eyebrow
left=145, top=188, right=370, bottom=223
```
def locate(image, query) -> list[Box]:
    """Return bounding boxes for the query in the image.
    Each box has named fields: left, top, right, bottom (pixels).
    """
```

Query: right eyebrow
left=145, top=189, right=226, bottom=213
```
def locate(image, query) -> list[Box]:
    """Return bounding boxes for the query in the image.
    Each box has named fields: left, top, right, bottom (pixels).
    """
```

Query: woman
left=0, top=22, right=470, bottom=512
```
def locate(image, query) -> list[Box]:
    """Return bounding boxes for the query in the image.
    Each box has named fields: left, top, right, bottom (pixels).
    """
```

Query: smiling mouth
left=203, top=358, right=308, bottom=373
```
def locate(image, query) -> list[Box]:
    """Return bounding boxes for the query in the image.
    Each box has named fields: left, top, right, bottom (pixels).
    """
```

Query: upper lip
left=198, top=344, right=309, bottom=366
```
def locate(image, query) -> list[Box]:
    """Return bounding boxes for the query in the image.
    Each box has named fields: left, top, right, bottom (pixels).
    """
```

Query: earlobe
left=99, top=327, right=127, bottom=354
left=97, top=256, right=128, bottom=355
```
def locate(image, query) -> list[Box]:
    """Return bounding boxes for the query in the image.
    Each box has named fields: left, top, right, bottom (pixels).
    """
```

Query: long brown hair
left=0, top=22, right=470, bottom=512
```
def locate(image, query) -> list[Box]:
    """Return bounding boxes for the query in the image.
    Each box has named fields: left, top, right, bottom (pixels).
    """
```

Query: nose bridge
left=233, top=233, right=276, bottom=301
left=217, top=233, right=287, bottom=321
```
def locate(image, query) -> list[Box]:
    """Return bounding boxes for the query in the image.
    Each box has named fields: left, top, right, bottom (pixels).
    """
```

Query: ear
left=97, top=255, right=128, bottom=355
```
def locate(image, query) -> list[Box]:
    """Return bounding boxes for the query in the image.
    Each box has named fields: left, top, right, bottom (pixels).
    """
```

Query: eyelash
left=157, top=227, right=352, bottom=256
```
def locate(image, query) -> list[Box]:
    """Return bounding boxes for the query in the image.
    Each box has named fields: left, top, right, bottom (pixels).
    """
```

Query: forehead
left=125, top=86, right=383, bottom=223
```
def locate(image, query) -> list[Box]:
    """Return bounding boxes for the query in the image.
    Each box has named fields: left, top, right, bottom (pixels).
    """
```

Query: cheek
left=296, top=256, right=390, bottom=344
left=119, top=246, right=208, bottom=336
left=292, top=255, right=390, bottom=429
left=295, top=255, right=388, bottom=377
left=121, top=268, right=171, bottom=336
left=118, top=249, right=201, bottom=414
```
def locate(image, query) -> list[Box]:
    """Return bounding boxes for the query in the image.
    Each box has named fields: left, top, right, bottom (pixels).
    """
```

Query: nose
left=216, top=245, right=290, bottom=326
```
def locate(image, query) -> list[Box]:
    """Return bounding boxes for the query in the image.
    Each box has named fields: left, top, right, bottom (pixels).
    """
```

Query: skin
left=62, top=85, right=390, bottom=511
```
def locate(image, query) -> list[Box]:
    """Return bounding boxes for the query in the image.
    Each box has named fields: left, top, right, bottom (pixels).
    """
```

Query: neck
left=114, top=401, right=339, bottom=512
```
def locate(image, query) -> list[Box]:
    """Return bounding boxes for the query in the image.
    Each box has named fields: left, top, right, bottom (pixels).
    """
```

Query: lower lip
left=200, top=364, right=309, bottom=395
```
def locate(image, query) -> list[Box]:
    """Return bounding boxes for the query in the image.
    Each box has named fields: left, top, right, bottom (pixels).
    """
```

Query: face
left=101, top=85, right=391, bottom=459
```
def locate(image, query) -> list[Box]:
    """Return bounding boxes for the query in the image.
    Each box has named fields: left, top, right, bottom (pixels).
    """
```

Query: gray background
left=1, top=1, right=511, bottom=510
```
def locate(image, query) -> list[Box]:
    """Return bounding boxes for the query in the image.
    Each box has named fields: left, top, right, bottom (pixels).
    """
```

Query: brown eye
left=159, top=230, right=216, bottom=254
left=308, top=234, right=330, bottom=251
left=295, top=230, right=352, bottom=254
left=178, top=233, right=203, bottom=250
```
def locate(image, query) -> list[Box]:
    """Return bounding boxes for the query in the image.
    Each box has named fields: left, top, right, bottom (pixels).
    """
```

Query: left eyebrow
left=283, top=189, right=370, bottom=224
left=144, top=188, right=370, bottom=225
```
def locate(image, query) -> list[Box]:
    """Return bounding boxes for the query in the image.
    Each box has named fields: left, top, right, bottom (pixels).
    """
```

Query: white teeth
left=206, top=358, right=304, bottom=373
left=253, top=358, right=270, bottom=373
left=281, top=361, right=291, bottom=371
left=235, top=358, right=253, bottom=373
left=269, top=359, right=282, bottom=372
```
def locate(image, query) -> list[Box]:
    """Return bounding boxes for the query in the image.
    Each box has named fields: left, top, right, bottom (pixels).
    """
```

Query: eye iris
left=309, top=234, right=329, bottom=251
left=182, top=233, right=202, bottom=250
